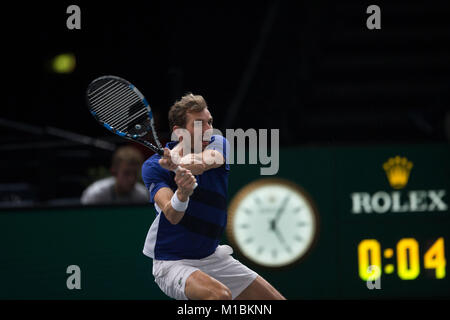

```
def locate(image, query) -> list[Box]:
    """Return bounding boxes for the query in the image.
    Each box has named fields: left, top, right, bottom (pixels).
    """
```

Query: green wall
left=1, top=143, right=449, bottom=299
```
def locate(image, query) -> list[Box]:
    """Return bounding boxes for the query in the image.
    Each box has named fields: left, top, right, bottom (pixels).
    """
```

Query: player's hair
left=168, top=93, right=208, bottom=131
left=111, top=145, right=144, bottom=169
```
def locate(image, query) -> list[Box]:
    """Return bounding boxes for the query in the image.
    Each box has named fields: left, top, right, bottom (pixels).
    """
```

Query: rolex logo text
left=350, top=156, right=448, bottom=214
left=351, top=190, right=447, bottom=214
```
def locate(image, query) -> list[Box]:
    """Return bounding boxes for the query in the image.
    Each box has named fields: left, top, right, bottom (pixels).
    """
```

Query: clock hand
left=274, top=228, right=291, bottom=252
left=274, top=195, right=290, bottom=223
left=269, top=195, right=291, bottom=231
left=274, top=228, right=285, bottom=243
left=269, top=219, right=276, bottom=231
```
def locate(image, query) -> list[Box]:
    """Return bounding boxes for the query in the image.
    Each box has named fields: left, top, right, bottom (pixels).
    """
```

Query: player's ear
left=172, top=126, right=183, bottom=141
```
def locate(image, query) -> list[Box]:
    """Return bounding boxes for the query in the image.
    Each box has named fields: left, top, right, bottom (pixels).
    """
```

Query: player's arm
left=174, top=135, right=227, bottom=175
left=154, top=167, right=196, bottom=225
left=178, top=149, right=224, bottom=175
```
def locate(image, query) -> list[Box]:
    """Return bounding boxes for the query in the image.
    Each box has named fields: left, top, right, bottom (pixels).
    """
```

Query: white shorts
left=152, top=245, right=258, bottom=300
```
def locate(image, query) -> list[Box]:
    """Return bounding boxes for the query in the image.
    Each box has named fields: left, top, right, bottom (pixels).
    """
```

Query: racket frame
left=86, top=75, right=164, bottom=156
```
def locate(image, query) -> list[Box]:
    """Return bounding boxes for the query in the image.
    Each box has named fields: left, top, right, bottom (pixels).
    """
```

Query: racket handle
left=174, top=166, right=198, bottom=189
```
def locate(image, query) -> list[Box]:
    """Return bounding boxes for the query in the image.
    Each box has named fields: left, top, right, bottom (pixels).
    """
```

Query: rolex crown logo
left=382, top=156, right=413, bottom=189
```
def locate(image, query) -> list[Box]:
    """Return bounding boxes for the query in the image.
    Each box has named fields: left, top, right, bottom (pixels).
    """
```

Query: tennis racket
left=86, top=75, right=197, bottom=187
left=86, top=75, right=164, bottom=155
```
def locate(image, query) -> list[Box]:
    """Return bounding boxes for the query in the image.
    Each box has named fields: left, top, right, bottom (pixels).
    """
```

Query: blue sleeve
left=206, top=135, right=230, bottom=170
left=141, top=157, right=173, bottom=204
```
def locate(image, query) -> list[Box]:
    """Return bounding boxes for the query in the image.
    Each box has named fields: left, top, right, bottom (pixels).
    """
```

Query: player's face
left=114, top=162, right=139, bottom=193
left=184, top=108, right=213, bottom=151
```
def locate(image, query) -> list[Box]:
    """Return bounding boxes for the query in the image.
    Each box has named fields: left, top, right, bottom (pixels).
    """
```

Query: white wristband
left=171, top=190, right=189, bottom=212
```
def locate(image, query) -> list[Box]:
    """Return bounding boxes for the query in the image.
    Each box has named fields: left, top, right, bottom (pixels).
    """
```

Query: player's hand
left=159, top=148, right=178, bottom=171
left=174, top=167, right=197, bottom=199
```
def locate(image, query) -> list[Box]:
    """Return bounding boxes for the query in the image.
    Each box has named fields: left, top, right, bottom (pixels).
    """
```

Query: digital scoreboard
left=333, top=147, right=449, bottom=298
left=228, top=144, right=450, bottom=299
left=358, top=237, right=445, bottom=281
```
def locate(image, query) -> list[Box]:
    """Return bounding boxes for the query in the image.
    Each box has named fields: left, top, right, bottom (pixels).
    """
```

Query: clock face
left=227, top=178, right=319, bottom=268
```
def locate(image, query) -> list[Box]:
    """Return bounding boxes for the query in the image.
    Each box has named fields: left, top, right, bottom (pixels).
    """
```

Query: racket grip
left=174, top=166, right=198, bottom=189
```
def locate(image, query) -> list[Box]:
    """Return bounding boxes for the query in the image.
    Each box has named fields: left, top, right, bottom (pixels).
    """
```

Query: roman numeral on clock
left=257, top=246, right=264, bottom=255
left=272, top=249, right=278, bottom=258
left=292, top=207, right=302, bottom=213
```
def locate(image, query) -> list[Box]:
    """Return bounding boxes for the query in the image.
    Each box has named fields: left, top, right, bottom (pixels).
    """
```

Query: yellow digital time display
left=358, top=237, right=446, bottom=281
left=336, top=152, right=450, bottom=298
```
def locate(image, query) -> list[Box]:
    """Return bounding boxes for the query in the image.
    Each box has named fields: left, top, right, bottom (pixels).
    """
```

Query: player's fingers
left=176, top=167, right=190, bottom=178
left=174, top=168, right=189, bottom=184
left=174, top=168, right=183, bottom=179
left=180, top=173, right=197, bottom=189
left=163, top=148, right=171, bottom=159
left=179, top=172, right=192, bottom=185
left=180, top=172, right=195, bottom=185
left=187, top=176, right=197, bottom=188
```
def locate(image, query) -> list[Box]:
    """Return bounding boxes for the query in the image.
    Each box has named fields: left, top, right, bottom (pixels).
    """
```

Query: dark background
left=1, top=0, right=449, bottom=205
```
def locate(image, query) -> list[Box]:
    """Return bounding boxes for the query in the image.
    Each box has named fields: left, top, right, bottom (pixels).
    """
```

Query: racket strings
left=89, top=81, right=135, bottom=107
left=89, top=83, right=139, bottom=115
left=91, top=89, right=139, bottom=116
left=90, top=84, right=137, bottom=106
left=88, top=79, right=116, bottom=97
left=89, top=81, right=125, bottom=103
left=99, top=101, right=143, bottom=129
left=116, top=106, right=148, bottom=132
left=125, top=113, right=150, bottom=133
left=92, top=97, right=140, bottom=126
left=100, top=101, right=147, bottom=133
left=88, top=80, right=148, bottom=134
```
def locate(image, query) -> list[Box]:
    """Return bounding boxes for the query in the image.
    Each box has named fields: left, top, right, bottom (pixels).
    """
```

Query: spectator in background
left=81, top=146, right=149, bottom=205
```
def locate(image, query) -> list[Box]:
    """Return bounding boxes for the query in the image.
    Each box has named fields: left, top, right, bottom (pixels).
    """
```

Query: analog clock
left=226, top=178, right=319, bottom=268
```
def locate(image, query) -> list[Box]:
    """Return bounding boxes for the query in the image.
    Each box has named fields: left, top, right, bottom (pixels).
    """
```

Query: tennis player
left=141, top=93, right=285, bottom=300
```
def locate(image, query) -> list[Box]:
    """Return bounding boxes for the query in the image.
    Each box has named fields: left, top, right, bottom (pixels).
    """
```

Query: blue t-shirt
left=142, top=135, right=230, bottom=260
